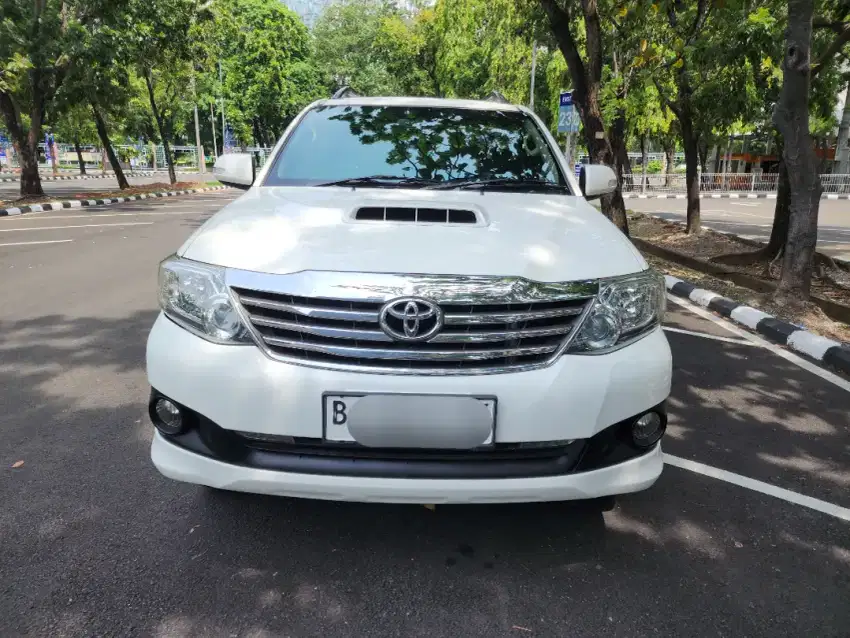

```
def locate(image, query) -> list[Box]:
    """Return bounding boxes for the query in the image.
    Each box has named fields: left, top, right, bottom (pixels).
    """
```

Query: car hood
left=180, top=187, right=646, bottom=281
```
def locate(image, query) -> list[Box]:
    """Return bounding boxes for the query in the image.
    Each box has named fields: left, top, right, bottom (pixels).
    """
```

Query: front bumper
left=151, top=431, right=663, bottom=503
left=146, top=313, right=671, bottom=502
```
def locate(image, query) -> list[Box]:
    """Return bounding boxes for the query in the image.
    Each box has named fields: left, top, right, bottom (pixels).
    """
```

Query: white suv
left=146, top=96, right=671, bottom=503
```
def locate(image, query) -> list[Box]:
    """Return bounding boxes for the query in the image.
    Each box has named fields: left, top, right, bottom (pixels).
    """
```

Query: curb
left=0, top=185, right=229, bottom=217
left=664, top=274, right=850, bottom=376
left=623, top=192, right=850, bottom=200
left=0, top=171, right=200, bottom=183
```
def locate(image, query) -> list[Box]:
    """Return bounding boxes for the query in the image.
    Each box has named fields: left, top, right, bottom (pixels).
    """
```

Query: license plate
left=323, top=394, right=496, bottom=447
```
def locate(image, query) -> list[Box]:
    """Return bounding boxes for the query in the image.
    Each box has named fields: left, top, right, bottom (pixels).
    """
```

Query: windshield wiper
left=317, top=175, right=438, bottom=188
left=426, top=178, right=570, bottom=193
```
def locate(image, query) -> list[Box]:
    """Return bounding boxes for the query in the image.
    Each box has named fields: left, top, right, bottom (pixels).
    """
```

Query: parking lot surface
left=1, top=190, right=848, bottom=637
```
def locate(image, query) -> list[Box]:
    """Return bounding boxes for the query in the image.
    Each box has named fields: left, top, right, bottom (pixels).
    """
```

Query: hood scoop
left=352, top=206, right=484, bottom=226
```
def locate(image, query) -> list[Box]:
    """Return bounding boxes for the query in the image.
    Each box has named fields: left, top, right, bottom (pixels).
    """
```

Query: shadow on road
left=0, top=312, right=848, bottom=636
left=664, top=331, right=850, bottom=507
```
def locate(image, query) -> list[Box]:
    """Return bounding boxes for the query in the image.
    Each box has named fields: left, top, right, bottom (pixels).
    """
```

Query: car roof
left=317, top=96, right=523, bottom=112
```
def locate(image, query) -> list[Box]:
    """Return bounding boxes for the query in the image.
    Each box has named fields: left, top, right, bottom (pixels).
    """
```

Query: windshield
left=263, top=105, right=568, bottom=190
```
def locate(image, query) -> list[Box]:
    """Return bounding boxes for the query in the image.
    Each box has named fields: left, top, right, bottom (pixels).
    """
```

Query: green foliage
left=207, top=0, right=322, bottom=143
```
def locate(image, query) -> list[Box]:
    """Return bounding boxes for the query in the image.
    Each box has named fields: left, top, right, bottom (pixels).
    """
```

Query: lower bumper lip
left=150, top=431, right=665, bottom=504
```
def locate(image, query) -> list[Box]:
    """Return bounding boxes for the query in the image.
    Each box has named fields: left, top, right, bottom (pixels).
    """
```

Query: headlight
left=569, top=270, right=665, bottom=354
left=158, top=256, right=252, bottom=344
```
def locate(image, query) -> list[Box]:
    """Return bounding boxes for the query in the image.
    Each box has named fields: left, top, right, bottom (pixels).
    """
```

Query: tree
left=538, top=0, right=629, bottom=233
left=51, top=105, right=97, bottom=175
left=0, top=0, right=70, bottom=196
left=125, top=0, right=210, bottom=184
left=773, top=0, right=822, bottom=300
left=313, top=0, right=402, bottom=95
left=711, top=0, right=848, bottom=290
left=206, top=0, right=322, bottom=146
left=58, top=0, right=135, bottom=188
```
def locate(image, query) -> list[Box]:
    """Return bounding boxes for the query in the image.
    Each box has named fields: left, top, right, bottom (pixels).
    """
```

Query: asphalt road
left=1, top=191, right=849, bottom=637
left=627, top=197, right=850, bottom=260
left=0, top=172, right=219, bottom=202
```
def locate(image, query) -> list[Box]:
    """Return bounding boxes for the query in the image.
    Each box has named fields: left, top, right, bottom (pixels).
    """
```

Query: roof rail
left=331, top=86, right=360, bottom=99
left=486, top=90, right=511, bottom=104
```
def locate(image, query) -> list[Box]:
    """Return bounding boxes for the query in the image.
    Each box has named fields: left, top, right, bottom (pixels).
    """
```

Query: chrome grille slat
left=239, top=295, right=379, bottom=322
left=444, top=307, right=584, bottom=325
left=431, top=325, right=574, bottom=343
left=231, top=278, right=593, bottom=375
left=261, top=336, right=559, bottom=361
left=250, top=315, right=392, bottom=342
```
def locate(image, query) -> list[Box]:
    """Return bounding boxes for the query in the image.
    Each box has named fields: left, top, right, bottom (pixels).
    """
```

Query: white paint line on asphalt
left=664, top=454, right=850, bottom=523
left=667, top=294, right=850, bottom=393
left=703, top=220, right=772, bottom=227
left=0, top=222, right=154, bottom=232
left=662, top=325, right=757, bottom=345
left=730, top=202, right=759, bottom=207
left=0, top=239, right=74, bottom=247
left=2, top=210, right=215, bottom=221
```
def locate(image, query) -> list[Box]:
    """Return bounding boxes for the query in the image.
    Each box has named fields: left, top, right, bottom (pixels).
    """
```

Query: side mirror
left=579, top=164, right=617, bottom=200
left=213, top=153, right=255, bottom=190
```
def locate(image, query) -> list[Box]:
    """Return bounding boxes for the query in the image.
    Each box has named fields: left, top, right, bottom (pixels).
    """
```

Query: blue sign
left=558, top=92, right=580, bottom=133
left=575, top=163, right=582, bottom=179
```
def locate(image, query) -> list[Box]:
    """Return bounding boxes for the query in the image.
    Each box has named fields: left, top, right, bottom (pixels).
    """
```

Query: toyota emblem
left=379, top=297, right=443, bottom=342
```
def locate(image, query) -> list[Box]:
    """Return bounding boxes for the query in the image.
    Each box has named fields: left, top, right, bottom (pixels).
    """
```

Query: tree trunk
left=713, top=145, right=722, bottom=173
left=0, top=91, right=45, bottom=197
left=774, top=0, right=822, bottom=301
left=664, top=143, right=675, bottom=187
left=767, top=159, right=792, bottom=257
left=681, top=120, right=701, bottom=234
left=835, top=79, right=850, bottom=173
left=91, top=103, right=130, bottom=190
left=539, top=0, right=628, bottom=234
left=144, top=70, right=177, bottom=185
left=73, top=137, right=87, bottom=175
left=640, top=134, right=648, bottom=193
left=698, top=138, right=708, bottom=172
left=672, top=61, right=701, bottom=234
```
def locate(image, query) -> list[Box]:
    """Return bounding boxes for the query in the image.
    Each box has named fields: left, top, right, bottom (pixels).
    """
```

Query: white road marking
left=0, top=222, right=154, bottom=232
left=667, top=294, right=850, bottom=393
left=2, top=210, right=214, bottom=221
left=662, top=325, right=757, bottom=345
left=730, top=202, right=759, bottom=207
left=664, top=453, right=850, bottom=523
left=703, top=220, right=772, bottom=227
left=0, top=239, right=74, bottom=247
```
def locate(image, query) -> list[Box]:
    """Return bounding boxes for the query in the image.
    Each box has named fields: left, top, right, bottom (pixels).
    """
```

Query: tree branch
left=538, top=0, right=588, bottom=103
left=653, top=78, right=682, bottom=120
left=812, top=22, right=850, bottom=77
left=659, top=0, right=713, bottom=71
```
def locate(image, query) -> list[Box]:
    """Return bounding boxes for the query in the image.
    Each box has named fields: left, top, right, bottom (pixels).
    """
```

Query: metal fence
left=622, top=172, right=850, bottom=194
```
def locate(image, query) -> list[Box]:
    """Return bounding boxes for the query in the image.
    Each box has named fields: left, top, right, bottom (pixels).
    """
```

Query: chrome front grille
left=229, top=273, right=597, bottom=375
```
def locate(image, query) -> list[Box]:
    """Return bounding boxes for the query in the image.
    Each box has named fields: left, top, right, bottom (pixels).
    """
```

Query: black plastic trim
left=151, top=390, right=665, bottom=480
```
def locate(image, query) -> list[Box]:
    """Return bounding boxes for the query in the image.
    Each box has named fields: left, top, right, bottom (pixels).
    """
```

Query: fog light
left=153, top=398, right=183, bottom=435
left=632, top=412, right=664, bottom=448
